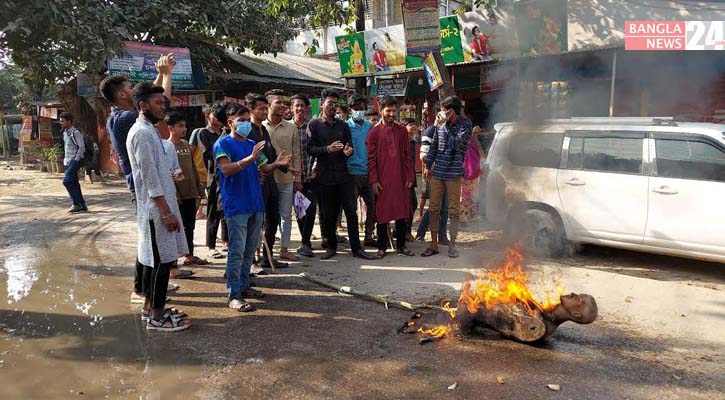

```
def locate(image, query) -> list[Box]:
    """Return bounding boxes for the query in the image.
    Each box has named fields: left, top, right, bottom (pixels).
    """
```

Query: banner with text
left=402, top=0, right=441, bottom=55
left=336, top=33, right=368, bottom=76
left=109, top=42, right=194, bottom=89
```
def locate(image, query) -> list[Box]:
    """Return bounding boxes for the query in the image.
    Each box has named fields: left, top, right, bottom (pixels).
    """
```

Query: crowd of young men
left=97, top=53, right=472, bottom=331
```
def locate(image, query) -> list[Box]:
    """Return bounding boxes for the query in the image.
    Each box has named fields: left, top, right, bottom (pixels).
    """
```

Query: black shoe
left=321, top=249, right=337, bottom=260
left=261, top=259, right=290, bottom=269
left=353, top=249, right=376, bottom=260
left=337, top=235, right=348, bottom=243
left=363, top=236, right=377, bottom=247
left=68, top=205, right=84, bottom=213
left=297, top=245, right=315, bottom=257
left=321, top=239, right=328, bottom=249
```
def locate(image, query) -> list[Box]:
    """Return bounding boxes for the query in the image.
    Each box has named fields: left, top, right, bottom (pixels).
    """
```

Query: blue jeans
left=225, top=211, right=264, bottom=301
left=277, top=182, right=294, bottom=248
left=63, top=159, right=85, bottom=206
left=416, top=190, right=448, bottom=241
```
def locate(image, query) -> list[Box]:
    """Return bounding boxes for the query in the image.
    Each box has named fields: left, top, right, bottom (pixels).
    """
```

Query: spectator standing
left=346, top=94, right=376, bottom=247
left=263, top=89, right=302, bottom=262
left=60, top=112, right=87, bottom=213
left=422, top=96, right=472, bottom=258
left=366, top=96, right=414, bottom=258
left=306, top=88, right=375, bottom=261
left=290, top=94, right=318, bottom=257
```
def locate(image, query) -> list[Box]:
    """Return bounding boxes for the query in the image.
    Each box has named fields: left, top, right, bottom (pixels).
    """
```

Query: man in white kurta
left=127, top=84, right=189, bottom=331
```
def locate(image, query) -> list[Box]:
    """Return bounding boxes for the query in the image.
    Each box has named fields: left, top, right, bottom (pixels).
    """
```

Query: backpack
left=70, top=130, right=95, bottom=165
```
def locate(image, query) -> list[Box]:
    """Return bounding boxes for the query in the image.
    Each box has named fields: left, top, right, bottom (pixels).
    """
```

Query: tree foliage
left=1, top=0, right=352, bottom=98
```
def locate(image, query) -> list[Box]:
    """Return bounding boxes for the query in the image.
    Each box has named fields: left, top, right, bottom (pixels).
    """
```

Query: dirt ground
left=1, top=162, right=723, bottom=399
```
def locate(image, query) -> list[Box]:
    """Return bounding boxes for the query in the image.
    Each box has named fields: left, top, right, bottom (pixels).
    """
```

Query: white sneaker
left=250, top=264, right=264, bottom=275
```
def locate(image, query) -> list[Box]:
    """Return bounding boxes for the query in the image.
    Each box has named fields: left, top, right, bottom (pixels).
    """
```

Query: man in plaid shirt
left=290, top=94, right=317, bottom=257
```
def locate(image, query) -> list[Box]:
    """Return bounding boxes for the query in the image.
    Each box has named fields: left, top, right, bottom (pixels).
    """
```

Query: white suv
left=483, top=117, right=725, bottom=263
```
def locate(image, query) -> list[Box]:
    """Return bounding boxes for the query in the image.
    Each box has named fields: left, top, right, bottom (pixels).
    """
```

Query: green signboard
left=405, top=16, right=465, bottom=69
left=335, top=33, right=368, bottom=76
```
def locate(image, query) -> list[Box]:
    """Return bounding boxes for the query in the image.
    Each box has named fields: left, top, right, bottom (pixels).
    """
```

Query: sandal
left=397, top=247, right=415, bottom=257
left=142, top=307, right=186, bottom=322
left=146, top=311, right=191, bottom=332
left=190, top=256, right=210, bottom=265
left=209, top=249, right=224, bottom=259
left=167, top=283, right=180, bottom=292
left=241, top=287, right=264, bottom=299
left=421, top=247, right=439, bottom=257
left=182, top=259, right=197, bottom=266
left=229, top=299, right=256, bottom=312
left=448, top=248, right=460, bottom=258
left=171, top=269, right=195, bottom=279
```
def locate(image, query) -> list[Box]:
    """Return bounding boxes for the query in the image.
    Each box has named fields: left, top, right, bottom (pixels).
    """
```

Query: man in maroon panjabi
left=367, top=95, right=415, bottom=258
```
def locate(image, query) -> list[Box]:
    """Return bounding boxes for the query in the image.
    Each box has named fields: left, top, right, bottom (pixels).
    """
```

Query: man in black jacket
left=306, top=89, right=375, bottom=261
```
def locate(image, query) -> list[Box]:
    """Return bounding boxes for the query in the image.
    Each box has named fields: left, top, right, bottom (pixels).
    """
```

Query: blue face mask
left=352, top=110, right=366, bottom=121
left=236, top=121, right=252, bottom=138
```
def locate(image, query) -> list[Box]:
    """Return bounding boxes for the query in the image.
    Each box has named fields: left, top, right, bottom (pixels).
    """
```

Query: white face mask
left=352, top=110, right=366, bottom=121
left=437, top=110, right=449, bottom=123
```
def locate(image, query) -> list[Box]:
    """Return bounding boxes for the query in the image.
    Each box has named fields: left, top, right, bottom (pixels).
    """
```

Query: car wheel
left=506, top=209, right=565, bottom=258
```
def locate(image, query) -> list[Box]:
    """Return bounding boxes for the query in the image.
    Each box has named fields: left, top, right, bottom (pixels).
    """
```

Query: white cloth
left=294, top=190, right=311, bottom=219
left=162, top=140, right=182, bottom=176
left=127, top=116, right=188, bottom=266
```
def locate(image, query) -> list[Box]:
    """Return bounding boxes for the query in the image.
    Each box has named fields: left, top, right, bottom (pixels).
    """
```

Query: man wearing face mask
left=346, top=94, right=376, bottom=247
left=422, top=96, right=472, bottom=259
left=246, top=93, right=293, bottom=270
left=214, top=105, right=287, bottom=311
left=307, top=88, right=376, bottom=261
left=263, top=89, right=302, bottom=262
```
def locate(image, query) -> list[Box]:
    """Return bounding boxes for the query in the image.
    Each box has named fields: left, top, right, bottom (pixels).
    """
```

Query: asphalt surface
left=0, top=165, right=723, bottom=399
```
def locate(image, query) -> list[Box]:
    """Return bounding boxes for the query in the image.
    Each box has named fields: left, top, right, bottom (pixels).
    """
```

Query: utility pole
left=355, top=0, right=367, bottom=96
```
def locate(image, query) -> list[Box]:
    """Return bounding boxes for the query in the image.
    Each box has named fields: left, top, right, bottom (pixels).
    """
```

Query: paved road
left=0, top=167, right=723, bottom=399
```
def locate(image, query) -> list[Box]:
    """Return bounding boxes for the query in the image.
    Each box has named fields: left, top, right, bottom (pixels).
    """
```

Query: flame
left=418, top=324, right=452, bottom=339
left=458, top=244, right=566, bottom=317
left=415, top=245, right=566, bottom=342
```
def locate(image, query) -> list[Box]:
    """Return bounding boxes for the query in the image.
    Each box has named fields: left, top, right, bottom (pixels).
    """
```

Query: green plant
left=46, top=144, right=62, bottom=162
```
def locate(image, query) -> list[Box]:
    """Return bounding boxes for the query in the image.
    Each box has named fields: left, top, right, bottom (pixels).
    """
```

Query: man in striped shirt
left=421, top=96, right=471, bottom=259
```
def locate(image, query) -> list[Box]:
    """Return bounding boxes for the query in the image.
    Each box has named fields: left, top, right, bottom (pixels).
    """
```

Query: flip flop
left=209, top=249, right=224, bottom=259
left=190, top=256, right=210, bottom=265
left=167, top=283, right=180, bottom=292
left=421, top=247, right=439, bottom=257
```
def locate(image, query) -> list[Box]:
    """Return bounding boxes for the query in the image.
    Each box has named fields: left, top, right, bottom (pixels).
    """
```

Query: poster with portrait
left=514, top=0, right=568, bottom=56
left=335, top=33, right=368, bottom=76
left=458, top=9, right=519, bottom=62
left=364, top=25, right=407, bottom=74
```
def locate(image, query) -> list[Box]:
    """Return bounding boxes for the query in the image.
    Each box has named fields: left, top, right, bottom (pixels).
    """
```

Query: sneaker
left=229, top=299, right=255, bottom=312
left=68, top=205, right=84, bottom=213
left=296, top=245, right=315, bottom=258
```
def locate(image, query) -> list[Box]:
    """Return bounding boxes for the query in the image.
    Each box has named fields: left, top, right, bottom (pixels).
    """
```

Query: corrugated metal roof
left=225, top=49, right=343, bottom=85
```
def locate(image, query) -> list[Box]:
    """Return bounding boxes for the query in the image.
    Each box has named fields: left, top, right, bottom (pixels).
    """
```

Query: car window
left=655, top=139, right=725, bottom=182
left=567, top=136, right=643, bottom=174
left=508, top=132, right=563, bottom=168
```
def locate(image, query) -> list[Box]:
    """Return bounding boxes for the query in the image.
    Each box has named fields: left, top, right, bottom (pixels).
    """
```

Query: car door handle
left=564, top=178, right=586, bottom=186
left=653, top=186, right=678, bottom=195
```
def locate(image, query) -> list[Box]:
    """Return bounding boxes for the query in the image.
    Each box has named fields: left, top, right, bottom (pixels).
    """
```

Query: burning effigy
left=410, top=245, right=598, bottom=344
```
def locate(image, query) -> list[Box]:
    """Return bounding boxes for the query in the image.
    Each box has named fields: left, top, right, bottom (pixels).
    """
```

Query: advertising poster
left=335, top=33, right=368, bottom=76
left=458, top=10, right=518, bottom=62
left=514, top=0, right=568, bottom=56
left=422, top=53, right=444, bottom=90
left=364, top=25, right=407, bottom=74
left=108, top=41, right=194, bottom=89
left=402, top=0, right=441, bottom=55
left=39, top=107, right=58, bottom=119
left=76, top=73, right=102, bottom=97
left=405, top=16, right=465, bottom=69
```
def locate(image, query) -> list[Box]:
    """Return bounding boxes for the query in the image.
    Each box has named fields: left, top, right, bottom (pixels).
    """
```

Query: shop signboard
left=108, top=41, right=194, bottom=89
left=422, top=53, right=444, bottom=90
left=335, top=33, right=368, bottom=76
left=39, top=107, right=58, bottom=119
left=514, top=0, right=568, bottom=56
left=402, top=0, right=441, bottom=55
left=364, top=25, right=408, bottom=74
left=376, top=77, right=409, bottom=96
left=223, top=96, right=245, bottom=105
left=38, top=117, right=53, bottom=146
left=174, top=94, right=207, bottom=107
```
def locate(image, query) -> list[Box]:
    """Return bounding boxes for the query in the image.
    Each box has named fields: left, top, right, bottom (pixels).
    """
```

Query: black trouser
left=180, top=198, right=197, bottom=256
left=296, top=182, right=318, bottom=247
left=377, top=219, right=407, bottom=251
left=407, top=186, right=418, bottom=235
left=133, top=195, right=143, bottom=294
left=263, top=190, right=280, bottom=263
left=142, top=220, right=173, bottom=309
left=318, top=180, right=361, bottom=252
left=352, top=175, right=375, bottom=236
left=206, top=183, right=228, bottom=249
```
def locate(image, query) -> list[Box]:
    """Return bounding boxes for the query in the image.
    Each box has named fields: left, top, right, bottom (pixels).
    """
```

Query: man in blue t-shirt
left=214, top=105, right=290, bottom=312
left=346, top=94, right=376, bottom=247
